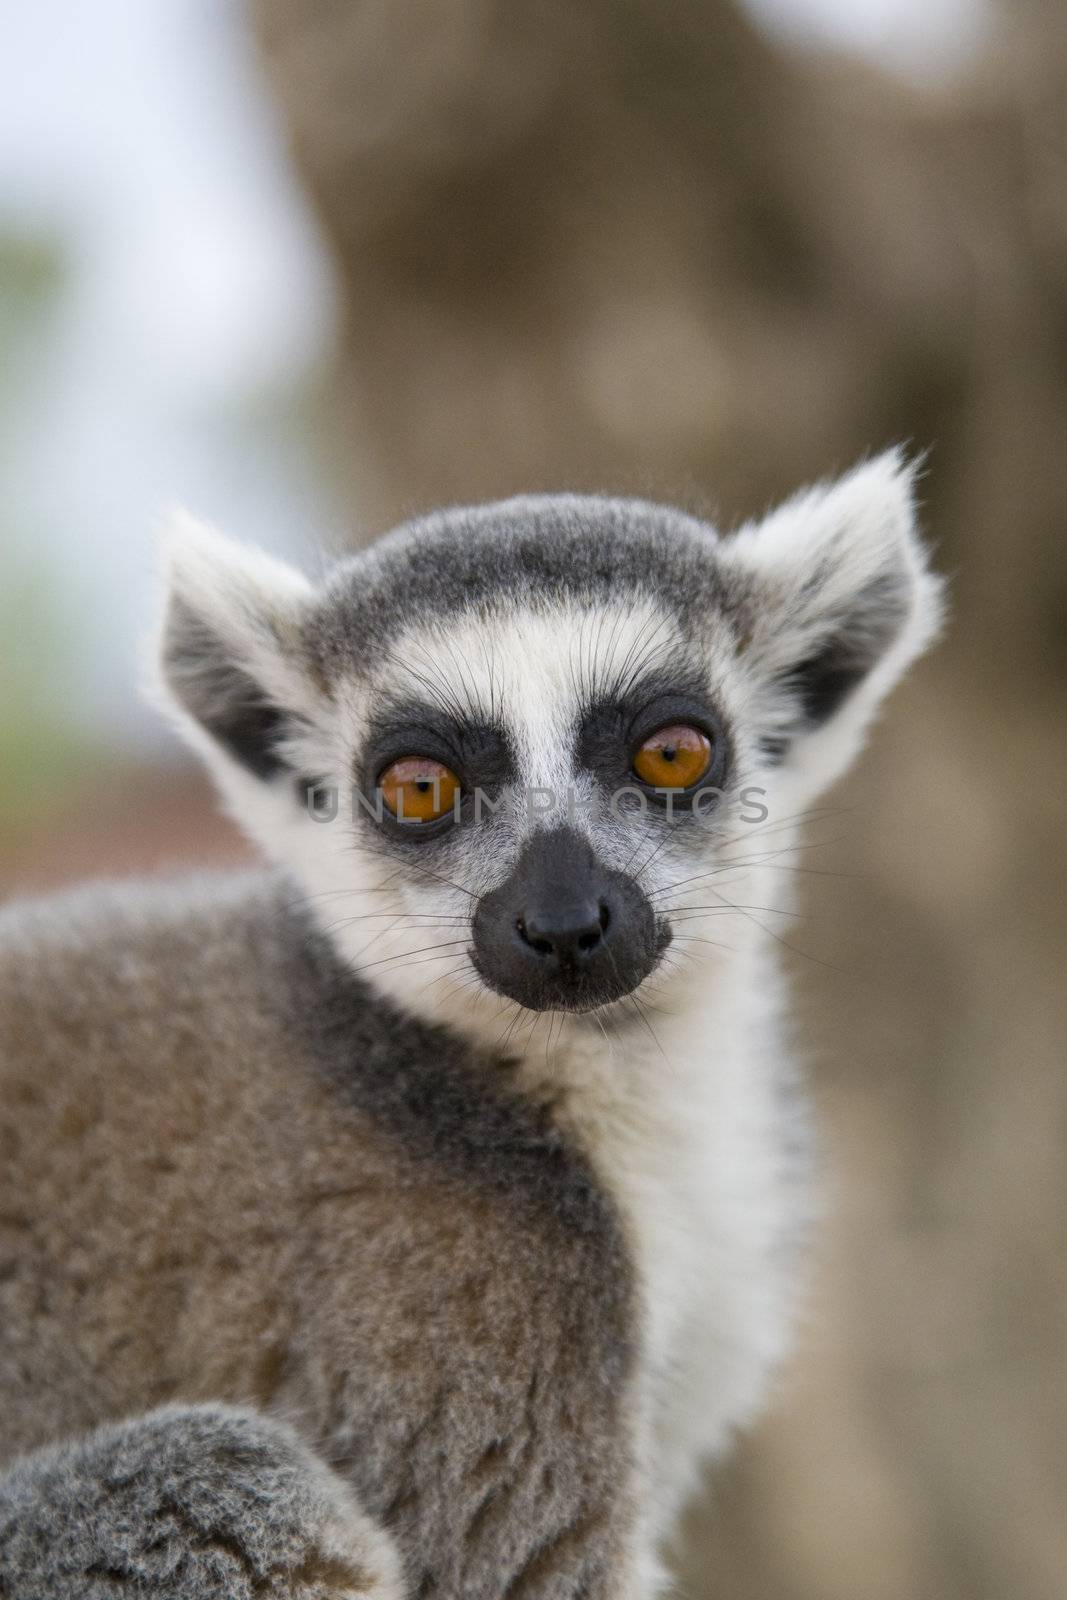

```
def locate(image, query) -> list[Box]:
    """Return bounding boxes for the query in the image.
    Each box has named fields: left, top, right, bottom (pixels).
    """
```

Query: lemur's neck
left=511, top=930, right=777, bottom=1122
left=303, top=870, right=801, bottom=1520
left=505, top=928, right=800, bottom=1528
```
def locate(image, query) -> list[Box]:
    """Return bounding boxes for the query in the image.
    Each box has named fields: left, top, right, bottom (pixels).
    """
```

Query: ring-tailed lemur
left=0, top=451, right=942, bottom=1598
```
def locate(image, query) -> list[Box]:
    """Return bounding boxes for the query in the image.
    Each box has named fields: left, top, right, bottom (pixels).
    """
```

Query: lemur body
left=0, top=455, right=942, bottom=1598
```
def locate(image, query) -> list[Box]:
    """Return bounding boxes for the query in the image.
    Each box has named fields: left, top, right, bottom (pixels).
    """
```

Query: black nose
left=517, top=901, right=610, bottom=965
left=471, top=827, right=666, bottom=1012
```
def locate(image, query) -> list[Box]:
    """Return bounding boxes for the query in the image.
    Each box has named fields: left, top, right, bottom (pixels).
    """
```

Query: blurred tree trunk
left=252, top=0, right=1066, bottom=682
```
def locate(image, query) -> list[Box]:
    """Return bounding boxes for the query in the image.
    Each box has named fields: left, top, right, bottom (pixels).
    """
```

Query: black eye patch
left=576, top=684, right=731, bottom=802
left=359, top=702, right=516, bottom=820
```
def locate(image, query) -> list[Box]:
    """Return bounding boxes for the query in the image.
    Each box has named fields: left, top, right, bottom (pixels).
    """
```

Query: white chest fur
left=530, top=939, right=812, bottom=1537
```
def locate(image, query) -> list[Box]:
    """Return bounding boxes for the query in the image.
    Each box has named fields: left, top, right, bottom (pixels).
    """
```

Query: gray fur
left=0, top=876, right=637, bottom=1597
left=0, top=1403, right=401, bottom=1598
left=309, top=495, right=737, bottom=680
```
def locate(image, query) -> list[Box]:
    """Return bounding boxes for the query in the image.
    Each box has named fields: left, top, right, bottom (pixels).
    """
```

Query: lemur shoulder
left=0, top=452, right=942, bottom=1598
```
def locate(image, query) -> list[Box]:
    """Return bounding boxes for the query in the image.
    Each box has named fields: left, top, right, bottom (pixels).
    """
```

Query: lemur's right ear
left=154, top=512, right=319, bottom=782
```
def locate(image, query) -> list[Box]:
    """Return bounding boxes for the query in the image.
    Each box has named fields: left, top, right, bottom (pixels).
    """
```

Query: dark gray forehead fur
left=309, top=495, right=739, bottom=677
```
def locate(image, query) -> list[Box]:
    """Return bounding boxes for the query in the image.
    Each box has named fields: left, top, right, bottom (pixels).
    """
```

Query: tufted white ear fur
left=721, top=449, right=945, bottom=797
left=150, top=510, right=324, bottom=804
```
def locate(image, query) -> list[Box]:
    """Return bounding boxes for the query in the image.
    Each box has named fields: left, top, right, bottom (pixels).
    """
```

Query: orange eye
left=379, top=757, right=460, bottom=823
left=632, top=724, right=712, bottom=790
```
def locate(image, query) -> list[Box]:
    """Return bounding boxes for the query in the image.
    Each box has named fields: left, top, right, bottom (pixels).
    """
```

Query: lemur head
left=156, top=451, right=942, bottom=1043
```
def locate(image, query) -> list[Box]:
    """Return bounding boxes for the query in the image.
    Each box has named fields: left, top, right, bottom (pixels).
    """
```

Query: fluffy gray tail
left=0, top=1403, right=405, bottom=1599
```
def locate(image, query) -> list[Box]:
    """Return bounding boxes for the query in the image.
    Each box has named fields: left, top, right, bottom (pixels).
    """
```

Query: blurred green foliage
left=0, top=230, right=66, bottom=366
left=0, top=555, right=99, bottom=832
left=0, top=228, right=99, bottom=835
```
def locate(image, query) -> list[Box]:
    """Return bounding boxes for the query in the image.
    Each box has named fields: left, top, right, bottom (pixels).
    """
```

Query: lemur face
left=157, top=453, right=942, bottom=1038
left=328, top=585, right=730, bottom=1016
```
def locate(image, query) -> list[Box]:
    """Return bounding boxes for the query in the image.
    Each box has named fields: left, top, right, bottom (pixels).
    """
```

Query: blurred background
left=1, top=1, right=1064, bottom=1595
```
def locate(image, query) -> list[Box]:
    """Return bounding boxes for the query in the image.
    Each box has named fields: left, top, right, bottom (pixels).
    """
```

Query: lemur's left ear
left=154, top=511, right=319, bottom=782
left=721, top=450, right=945, bottom=783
